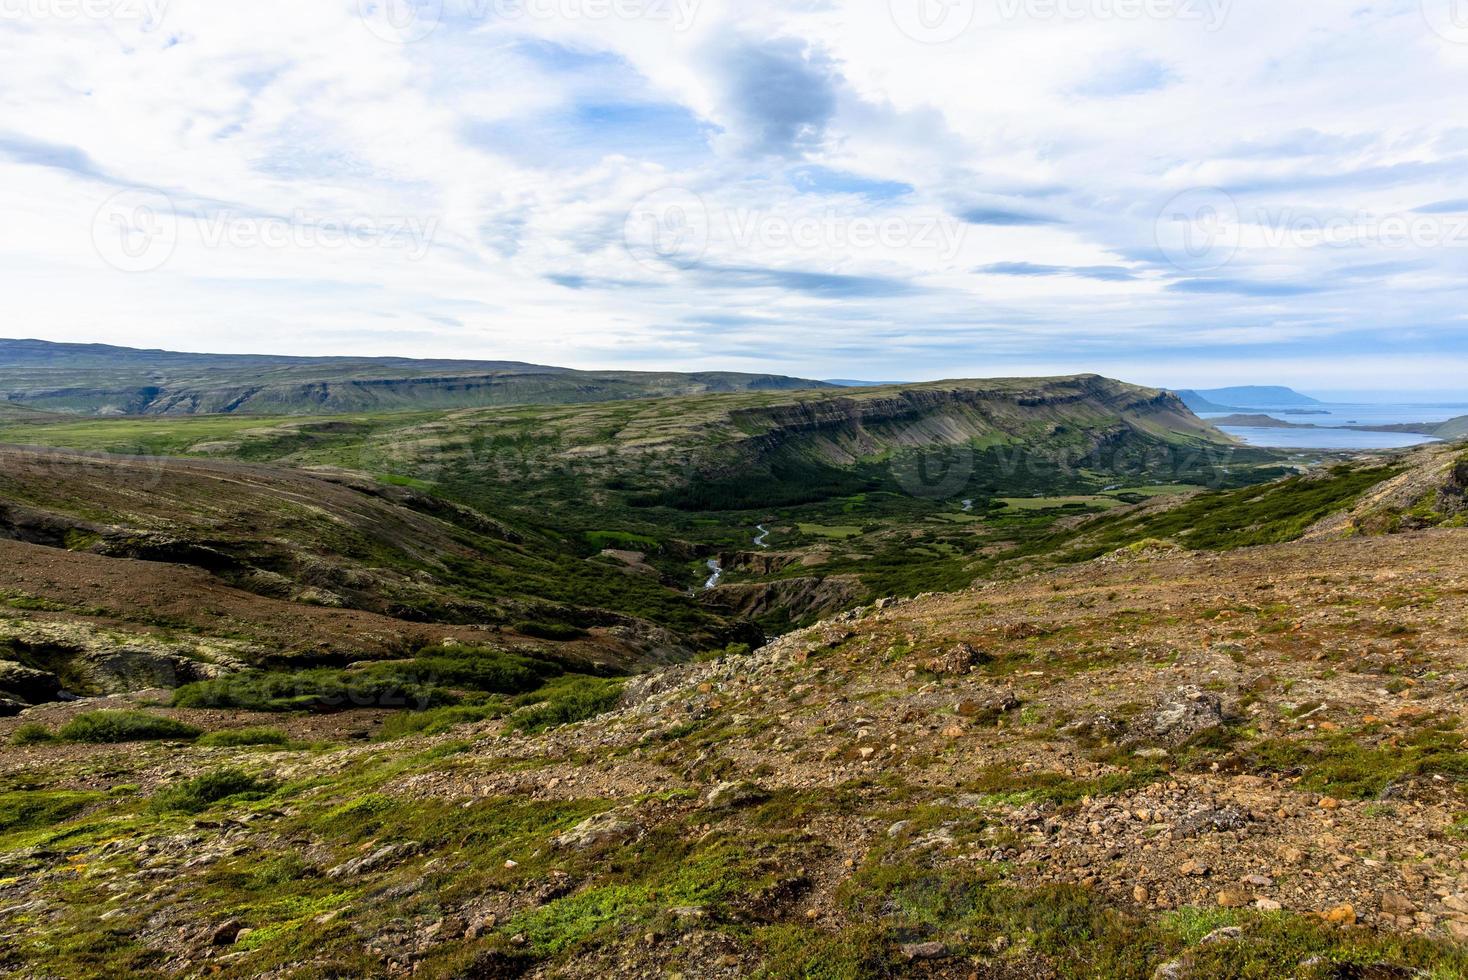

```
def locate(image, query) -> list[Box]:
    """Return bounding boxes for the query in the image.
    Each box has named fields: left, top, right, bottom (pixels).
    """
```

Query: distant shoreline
left=1213, top=413, right=1464, bottom=439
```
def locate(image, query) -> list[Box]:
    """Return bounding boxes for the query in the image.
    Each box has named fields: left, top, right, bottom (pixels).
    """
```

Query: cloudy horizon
left=4, top=0, right=1468, bottom=392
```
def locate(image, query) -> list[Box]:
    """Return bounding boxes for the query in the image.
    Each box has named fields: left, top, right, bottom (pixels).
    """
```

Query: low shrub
left=58, top=711, right=201, bottom=744
left=172, top=668, right=450, bottom=713
left=199, top=727, right=290, bottom=748
left=9, top=723, right=55, bottom=746
left=377, top=704, right=505, bottom=740
left=513, top=621, right=589, bottom=641
left=508, top=676, right=623, bottom=734
left=150, top=768, right=274, bottom=813
left=411, top=647, right=566, bottom=694
left=172, top=649, right=571, bottom=713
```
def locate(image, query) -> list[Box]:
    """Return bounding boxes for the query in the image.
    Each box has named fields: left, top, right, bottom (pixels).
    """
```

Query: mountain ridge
left=0, top=339, right=833, bottom=416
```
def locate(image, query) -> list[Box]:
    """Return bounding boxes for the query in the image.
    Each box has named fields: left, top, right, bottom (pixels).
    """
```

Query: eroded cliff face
left=709, top=376, right=1219, bottom=472
left=699, top=574, right=865, bottom=623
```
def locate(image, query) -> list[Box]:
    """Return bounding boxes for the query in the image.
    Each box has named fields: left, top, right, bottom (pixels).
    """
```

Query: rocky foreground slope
left=2, top=527, right=1466, bottom=978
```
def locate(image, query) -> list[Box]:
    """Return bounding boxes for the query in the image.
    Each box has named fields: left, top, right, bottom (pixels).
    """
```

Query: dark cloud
left=710, top=38, right=838, bottom=157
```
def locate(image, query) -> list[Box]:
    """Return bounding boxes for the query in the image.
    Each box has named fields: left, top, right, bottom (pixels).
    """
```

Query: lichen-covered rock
left=703, top=781, right=769, bottom=811
left=551, top=811, right=643, bottom=850
left=1152, top=686, right=1225, bottom=743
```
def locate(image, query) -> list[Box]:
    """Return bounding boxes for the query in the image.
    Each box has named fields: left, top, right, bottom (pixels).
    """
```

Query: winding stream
left=702, top=558, right=723, bottom=590
left=700, top=526, right=771, bottom=591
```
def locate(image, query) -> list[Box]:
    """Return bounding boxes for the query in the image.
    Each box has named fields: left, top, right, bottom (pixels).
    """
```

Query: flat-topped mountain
left=1176, top=386, right=1325, bottom=413
left=0, top=339, right=832, bottom=416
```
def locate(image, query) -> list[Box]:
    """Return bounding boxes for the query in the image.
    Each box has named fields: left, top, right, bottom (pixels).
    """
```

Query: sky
left=2, top=0, right=1468, bottom=392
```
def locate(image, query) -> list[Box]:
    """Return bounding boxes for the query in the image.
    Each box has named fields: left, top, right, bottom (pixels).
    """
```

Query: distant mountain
left=1174, top=390, right=1237, bottom=413
left=1436, top=415, right=1468, bottom=440
left=823, top=379, right=908, bottom=387
left=1177, top=386, right=1324, bottom=411
left=0, top=339, right=833, bottom=416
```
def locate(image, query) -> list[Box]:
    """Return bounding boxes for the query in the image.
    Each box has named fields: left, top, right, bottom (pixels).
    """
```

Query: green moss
left=754, top=924, right=889, bottom=980
left=0, top=789, right=103, bottom=836
left=506, top=834, right=783, bottom=956
left=961, top=764, right=1165, bottom=808
left=1248, top=725, right=1468, bottom=799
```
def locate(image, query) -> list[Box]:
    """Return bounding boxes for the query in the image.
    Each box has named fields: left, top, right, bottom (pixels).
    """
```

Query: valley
left=1, top=352, right=1465, bottom=978
left=0, top=374, right=1284, bottom=639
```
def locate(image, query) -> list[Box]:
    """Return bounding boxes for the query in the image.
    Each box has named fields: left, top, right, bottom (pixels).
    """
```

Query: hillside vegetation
left=0, top=375, right=1284, bottom=632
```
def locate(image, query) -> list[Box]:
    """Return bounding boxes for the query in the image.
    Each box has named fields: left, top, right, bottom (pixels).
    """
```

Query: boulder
left=326, top=842, right=417, bottom=879
left=703, top=781, right=769, bottom=811
left=0, top=661, right=63, bottom=705
left=900, top=942, right=947, bottom=961
left=1152, top=686, right=1225, bottom=743
left=210, top=919, right=244, bottom=946
left=923, top=643, right=989, bottom=676
left=552, top=811, right=643, bottom=850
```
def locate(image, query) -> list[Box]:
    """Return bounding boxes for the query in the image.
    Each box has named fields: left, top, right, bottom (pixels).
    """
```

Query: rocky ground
left=1, top=527, right=1465, bottom=977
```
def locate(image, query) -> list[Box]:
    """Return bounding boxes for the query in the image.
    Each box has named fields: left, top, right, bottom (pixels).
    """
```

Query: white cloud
left=1, top=0, right=1466, bottom=389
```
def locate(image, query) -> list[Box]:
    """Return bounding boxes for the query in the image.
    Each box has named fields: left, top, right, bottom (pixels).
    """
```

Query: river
left=701, top=526, right=770, bottom=591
